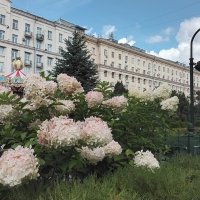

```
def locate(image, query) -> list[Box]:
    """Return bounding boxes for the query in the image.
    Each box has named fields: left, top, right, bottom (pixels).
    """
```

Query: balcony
left=36, top=34, right=44, bottom=41
left=36, top=62, right=43, bottom=68
left=24, top=31, right=32, bottom=38
left=24, top=60, right=32, bottom=66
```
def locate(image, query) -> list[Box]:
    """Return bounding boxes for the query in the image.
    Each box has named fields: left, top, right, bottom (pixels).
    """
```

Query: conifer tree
left=51, top=31, right=98, bottom=92
left=113, top=81, right=128, bottom=96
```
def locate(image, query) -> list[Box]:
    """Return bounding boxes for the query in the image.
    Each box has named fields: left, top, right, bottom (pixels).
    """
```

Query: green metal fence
left=166, top=134, right=200, bottom=155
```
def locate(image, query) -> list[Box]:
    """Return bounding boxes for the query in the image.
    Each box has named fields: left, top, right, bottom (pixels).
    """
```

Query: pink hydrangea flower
left=85, top=91, right=104, bottom=108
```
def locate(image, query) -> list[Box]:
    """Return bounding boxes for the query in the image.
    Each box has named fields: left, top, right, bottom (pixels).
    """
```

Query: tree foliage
left=51, top=31, right=98, bottom=92
left=113, top=81, right=128, bottom=96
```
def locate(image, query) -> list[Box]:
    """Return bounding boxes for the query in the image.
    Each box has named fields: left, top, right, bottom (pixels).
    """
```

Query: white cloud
left=102, top=25, right=117, bottom=38
left=85, top=27, right=98, bottom=37
left=118, top=36, right=136, bottom=46
left=149, top=17, right=200, bottom=64
left=146, top=35, right=168, bottom=44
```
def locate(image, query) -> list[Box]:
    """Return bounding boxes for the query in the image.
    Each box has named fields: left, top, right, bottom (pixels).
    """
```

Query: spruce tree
left=51, top=31, right=98, bottom=92
left=113, top=81, right=128, bottom=96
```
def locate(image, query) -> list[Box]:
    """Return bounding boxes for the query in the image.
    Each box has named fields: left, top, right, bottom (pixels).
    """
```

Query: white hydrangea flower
left=37, top=116, right=81, bottom=148
left=153, top=83, right=171, bottom=100
left=103, top=140, right=122, bottom=156
left=23, top=74, right=57, bottom=110
left=85, top=91, right=104, bottom=108
left=79, top=146, right=105, bottom=164
left=102, top=96, right=127, bottom=111
left=0, top=146, right=39, bottom=187
left=55, top=100, right=75, bottom=114
left=0, top=104, right=13, bottom=123
left=57, top=74, right=84, bottom=95
left=80, top=116, right=113, bottom=146
left=160, top=96, right=179, bottom=111
left=134, top=150, right=160, bottom=170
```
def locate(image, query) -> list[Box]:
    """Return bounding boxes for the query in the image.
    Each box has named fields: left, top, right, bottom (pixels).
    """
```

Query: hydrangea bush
left=0, top=73, right=179, bottom=188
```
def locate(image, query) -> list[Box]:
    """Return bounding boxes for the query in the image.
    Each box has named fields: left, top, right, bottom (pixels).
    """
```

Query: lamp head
left=195, top=61, right=200, bottom=72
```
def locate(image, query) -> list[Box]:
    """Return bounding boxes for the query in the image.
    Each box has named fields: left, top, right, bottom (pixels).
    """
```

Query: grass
left=2, top=154, right=200, bottom=200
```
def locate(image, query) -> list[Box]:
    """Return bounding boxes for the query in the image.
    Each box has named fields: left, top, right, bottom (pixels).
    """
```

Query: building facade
left=1, top=0, right=200, bottom=95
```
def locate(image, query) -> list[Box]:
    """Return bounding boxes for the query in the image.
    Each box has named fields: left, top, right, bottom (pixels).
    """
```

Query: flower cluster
left=80, top=116, right=113, bottom=146
left=37, top=116, right=81, bottom=148
left=0, top=146, right=39, bottom=187
left=102, top=96, right=128, bottom=111
left=57, top=74, right=84, bottom=95
left=79, top=140, right=122, bottom=164
left=134, top=150, right=160, bottom=170
left=153, top=83, right=171, bottom=100
left=160, top=96, right=179, bottom=111
left=79, top=146, right=105, bottom=164
left=85, top=91, right=104, bottom=108
left=0, top=104, right=13, bottom=123
left=23, top=74, right=57, bottom=110
left=129, top=83, right=172, bottom=102
left=55, top=100, right=75, bottom=114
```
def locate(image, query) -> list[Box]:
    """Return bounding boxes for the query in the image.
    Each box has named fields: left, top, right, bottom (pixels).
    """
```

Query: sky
left=11, top=0, right=200, bottom=65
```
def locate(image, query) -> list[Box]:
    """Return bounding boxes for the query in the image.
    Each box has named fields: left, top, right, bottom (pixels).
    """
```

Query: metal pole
left=188, top=28, right=200, bottom=153
left=189, top=28, right=200, bottom=133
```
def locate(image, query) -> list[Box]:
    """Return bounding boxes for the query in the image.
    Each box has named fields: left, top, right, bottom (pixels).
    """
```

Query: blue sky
left=11, top=0, right=200, bottom=64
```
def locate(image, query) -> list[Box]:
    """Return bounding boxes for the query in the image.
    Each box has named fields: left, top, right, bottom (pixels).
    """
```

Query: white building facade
left=1, top=0, right=200, bottom=95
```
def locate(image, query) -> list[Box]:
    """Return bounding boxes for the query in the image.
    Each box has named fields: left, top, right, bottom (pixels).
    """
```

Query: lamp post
left=188, top=28, right=200, bottom=153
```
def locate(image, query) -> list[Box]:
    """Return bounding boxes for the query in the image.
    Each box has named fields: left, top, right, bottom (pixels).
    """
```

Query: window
left=111, top=62, right=114, bottom=67
left=36, top=55, right=42, bottom=63
left=143, top=70, right=145, bottom=74
left=132, top=76, right=134, bottom=82
left=59, top=46, right=63, bottom=54
left=24, top=52, right=31, bottom=61
left=37, top=27, right=42, bottom=34
left=12, top=34, right=18, bottom=43
left=0, top=62, right=4, bottom=72
left=0, top=30, right=5, bottom=40
left=119, top=63, right=121, bottom=69
left=111, top=52, right=114, bottom=58
left=11, top=49, right=18, bottom=59
left=125, top=56, right=128, bottom=63
left=137, top=59, right=140, bottom=66
left=104, top=70, right=107, bottom=77
left=118, top=54, right=121, bottom=60
left=92, top=47, right=95, bottom=54
left=36, top=41, right=42, bottom=49
left=158, top=66, right=161, bottom=71
left=47, top=44, right=52, bottom=52
left=104, top=49, right=108, bottom=57
left=131, top=58, right=134, bottom=64
left=148, top=63, right=151, bottom=70
left=163, top=67, right=165, bottom=72
left=25, top=23, right=30, bottom=33
left=132, top=67, right=134, bottom=72
left=47, top=57, right=53, bottom=66
left=138, top=78, right=140, bottom=83
left=59, top=33, right=63, bottom=42
left=12, top=19, right=18, bottom=30
left=125, top=75, right=129, bottom=81
left=0, top=46, right=5, bottom=55
left=24, top=38, right=30, bottom=46
left=143, top=79, right=146, bottom=85
left=143, top=61, right=145, bottom=67
left=125, top=65, right=128, bottom=70
left=112, top=72, right=115, bottom=78
left=0, top=15, right=5, bottom=25
left=119, top=74, right=122, bottom=80
left=48, top=31, right=52, bottom=40
left=104, top=60, right=107, bottom=65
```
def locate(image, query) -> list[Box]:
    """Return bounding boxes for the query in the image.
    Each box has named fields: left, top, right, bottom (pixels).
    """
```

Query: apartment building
left=87, top=36, right=200, bottom=94
left=1, top=0, right=200, bottom=95
left=0, top=0, right=85, bottom=75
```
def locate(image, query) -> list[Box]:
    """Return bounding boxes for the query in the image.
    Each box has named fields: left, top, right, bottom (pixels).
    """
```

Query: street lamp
left=188, top=29, right=200, bottom=153
left=189, top=28, right=200, bottom=133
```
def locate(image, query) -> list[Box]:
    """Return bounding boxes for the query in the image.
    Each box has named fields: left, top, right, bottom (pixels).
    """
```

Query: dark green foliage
left=113, top=81, right=128, bottom=96
left=171, top=90, right=189, bottom=123
left=50, top=31, right=98, bottom=92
